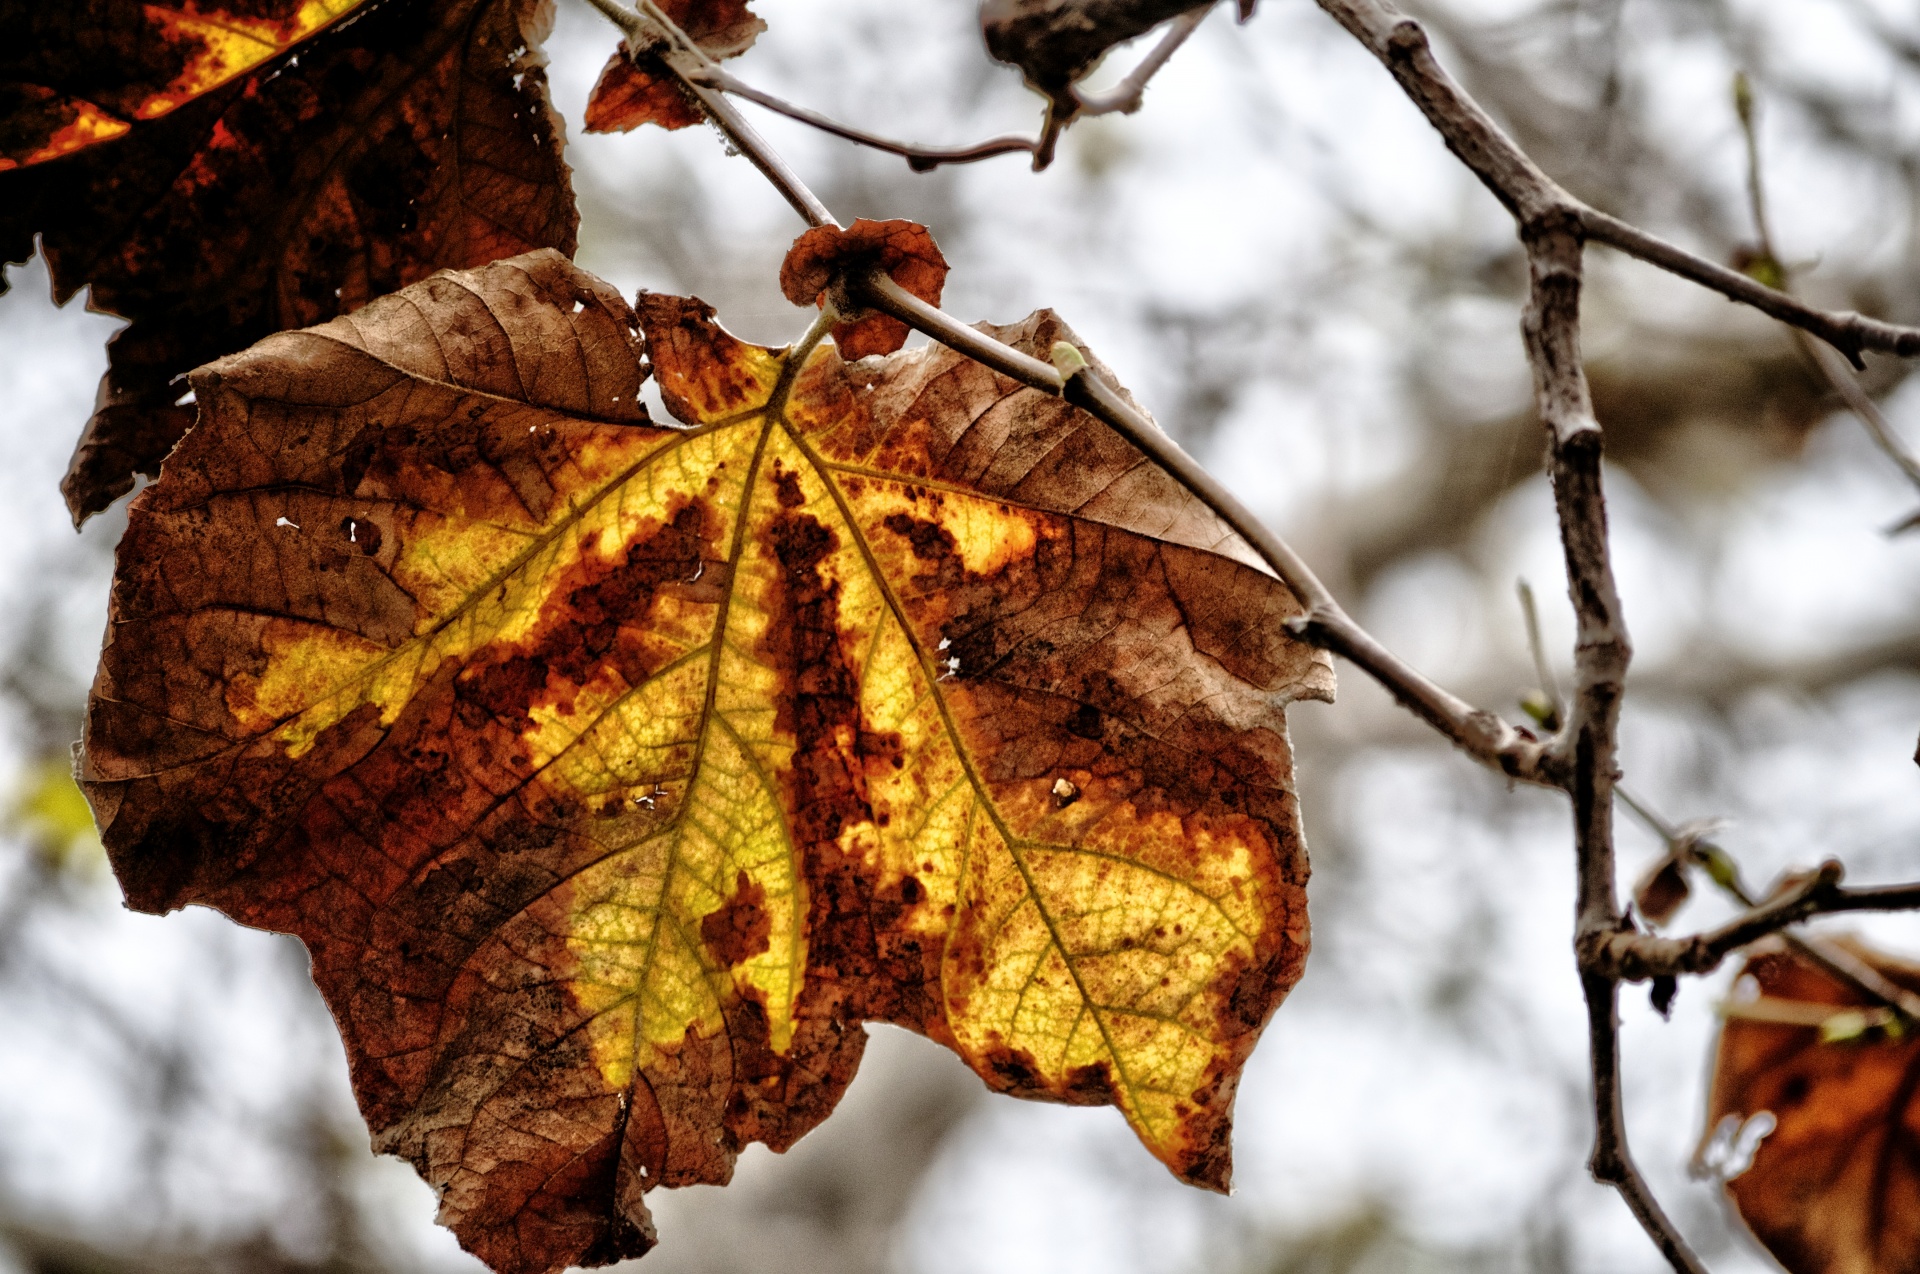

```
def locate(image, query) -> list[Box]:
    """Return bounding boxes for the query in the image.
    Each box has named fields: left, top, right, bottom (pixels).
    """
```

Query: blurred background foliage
left=4, top=0, right=1920, bottom=1270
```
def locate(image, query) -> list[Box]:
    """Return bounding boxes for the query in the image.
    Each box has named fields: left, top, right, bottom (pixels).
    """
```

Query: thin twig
left=690, top=66, right=1041, bottom=172
left=1617, top=792, right=1920, bottom=1020
left=1517, top=577, right=1565, bottom=728
left=1731, top=73, right=1920, bottom=495
left=1073, top=3, right=1213, bottom=116
left=1311, top=0, right=1920, bottom=368
left=1587, top=860, right=1845, bottom=980
left=668, top=0, right=1211, bottom=173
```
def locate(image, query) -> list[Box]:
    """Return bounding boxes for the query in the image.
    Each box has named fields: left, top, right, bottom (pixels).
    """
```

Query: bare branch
left=1618, top=792, right=1920, bottom=1021
left=1312, top=0, right=1920, bottom=367
left=1586, top=861, right=1846, bottom=980
left=1798, top=331, right=1920, bottom=495
left=1512, top=189, right=1705, bottom=1274
left=1730, top=74, right=1920, bottom=494
left=690, top=66, right=1042, bottom=172
left=1823, top=881, right=1920, bottom=912
left=1584, top=974, right=1713, bottom=1274
left=1579, top=212, right=1920, bottom=368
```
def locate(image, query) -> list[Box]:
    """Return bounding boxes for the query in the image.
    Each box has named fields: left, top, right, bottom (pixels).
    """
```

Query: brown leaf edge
left=779, top=218, right=950, bottom=359
left=1704, top=936, right=1920, bottom=1274
left=583, top=0, right=764, bottom=133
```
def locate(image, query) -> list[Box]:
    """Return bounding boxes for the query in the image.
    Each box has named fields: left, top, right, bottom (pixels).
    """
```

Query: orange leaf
left=583, top=0, right=765, bottom=134
left=1704, top=937, right=1920, bottom=1274
left=84, top=250, right=1331, bottom=1274
left=584, top=49, right=704, bottom=132
left=780, top=218, right=951, bottom=359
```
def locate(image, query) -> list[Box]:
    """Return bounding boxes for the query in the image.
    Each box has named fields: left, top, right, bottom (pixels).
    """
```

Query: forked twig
left=1313, top=0, right=1920, bottom=368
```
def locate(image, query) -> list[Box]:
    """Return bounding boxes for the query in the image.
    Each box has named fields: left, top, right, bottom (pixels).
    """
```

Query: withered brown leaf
left=84, top=249, right=1330, bottom=1274
left=1704, top=937, right=1920, bottom=1274
left=980, top=0, right=1227, bottom=100
left=584, top=0, right=765, bottom=134
left=0, top=0, right=577, bottom=525
left=780, top=218, right=950, bottom=359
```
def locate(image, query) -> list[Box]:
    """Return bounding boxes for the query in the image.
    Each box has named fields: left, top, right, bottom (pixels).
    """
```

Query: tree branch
left=1515, top=194, right=1707, bottom=1274
left=1312, top=0, right=1920, bottom=368
left=1585, top=860, right=1846, bottom=980
left=1729, top=73, right=1920, bottom=497
left=1617, top=791, right=1920, bottom=1021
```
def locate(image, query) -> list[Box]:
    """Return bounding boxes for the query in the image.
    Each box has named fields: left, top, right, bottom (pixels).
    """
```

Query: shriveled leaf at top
left=83, top=249, right=1329, bottom=1274
left=980, top=0, right=1224, bottom=98
left=0, top=1, right=371, bottom=169
left=584, top=0, right=765, bottom=134
left=1704, top=937, right=1920, bottom=1274
left=780, top=218, right=950, bottom=360
left=0, top=0, right=577, bottom=525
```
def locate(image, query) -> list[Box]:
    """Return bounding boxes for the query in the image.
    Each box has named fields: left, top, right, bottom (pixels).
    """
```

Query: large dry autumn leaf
left=1704, top=937, right=1920, bottom=1274
left=0, top=0, right=576, bottom=525
left=83, top=249, right=1329, bottom=1274
left=0, top=1, right=372, bottom=169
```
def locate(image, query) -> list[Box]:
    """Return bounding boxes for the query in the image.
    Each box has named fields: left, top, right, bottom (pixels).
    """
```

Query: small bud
left=1733, top=71, right=1754, bottom=127
left=1700, top=844, right=1741, bottom=891
left=1050, top=340, right=1088, bottom=378
left=1518, top=690, right=1559, bottom=730
left=1820, top=1009, right=1870, bottom=1044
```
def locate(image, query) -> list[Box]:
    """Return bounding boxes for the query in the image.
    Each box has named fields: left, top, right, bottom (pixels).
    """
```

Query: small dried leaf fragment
left=1632, top=853, right=1691, bottom=927
left=780, top=219, right=950, bottom=359
left=980, top=0, right=1214, bottom=97
left=85, top=250, right=1328, bottom=1273
left=0, top=1, right=372, bottom=168
left=583, top=0, right=764, bottom=134
left=0, top=0, right=577, bottom=524
left=1704, top=937, right=1920, bottom=1274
